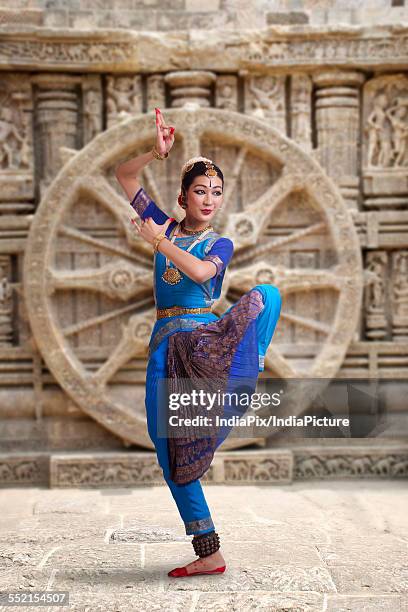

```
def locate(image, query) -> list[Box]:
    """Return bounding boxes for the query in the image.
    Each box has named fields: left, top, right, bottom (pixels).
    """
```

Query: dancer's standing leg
left=145, top=334, right=216, bottom=536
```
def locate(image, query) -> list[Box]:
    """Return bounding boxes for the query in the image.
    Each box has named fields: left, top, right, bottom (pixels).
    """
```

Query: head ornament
left=180, top=156, right=218, bottom=182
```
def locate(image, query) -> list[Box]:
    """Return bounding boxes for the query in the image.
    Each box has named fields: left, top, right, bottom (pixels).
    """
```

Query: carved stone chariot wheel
left=24, top=107, right=363, bottom=449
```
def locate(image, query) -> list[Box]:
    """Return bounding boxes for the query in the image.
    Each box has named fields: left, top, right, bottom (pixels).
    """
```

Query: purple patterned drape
left=167, top=289, right=264, bottom=484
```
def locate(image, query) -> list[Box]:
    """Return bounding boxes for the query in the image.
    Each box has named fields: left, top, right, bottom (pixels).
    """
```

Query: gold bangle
left=153, top=231, right=167, bottom=253
left=151, top=146, right=169, bottom=160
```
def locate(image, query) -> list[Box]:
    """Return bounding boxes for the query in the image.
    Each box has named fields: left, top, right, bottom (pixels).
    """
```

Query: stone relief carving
left=0, top=84, right=31, bottom=172
left=243, top=72, right=286, bottom=133
left=106, top=75, right=143, bottom=127
left=32, top=449, right=408, bottom=486
left=295, top=451, right=408, bottom=479
left=215, top=75, right=239, bottom=111
left=242, top=34, right=408, bottom=68
left=0, top=257, right=13, bottom=346
left=364, top=251, right=388, bottom=340
left=363, top=74, right=408, bottom=206
left=392, top=250, right=408, bottom=340
left=365, top=77, right=408, bottom=169
left=1, top=31, right=408, bottom=72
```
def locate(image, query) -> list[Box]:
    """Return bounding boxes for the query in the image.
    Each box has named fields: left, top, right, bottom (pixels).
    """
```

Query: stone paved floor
left=0, top=480, right=407, bottom=611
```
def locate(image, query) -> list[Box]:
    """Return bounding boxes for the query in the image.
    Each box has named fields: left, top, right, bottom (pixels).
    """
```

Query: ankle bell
left=192, top=530, right=220, bottom=557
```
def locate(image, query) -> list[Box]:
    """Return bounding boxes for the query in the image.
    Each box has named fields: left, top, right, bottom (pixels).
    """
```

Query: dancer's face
left=185, top=175, right=223, bottom=222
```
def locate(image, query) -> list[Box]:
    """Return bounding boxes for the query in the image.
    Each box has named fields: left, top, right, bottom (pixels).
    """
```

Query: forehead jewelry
left=180, top=156, right=218, bottom=183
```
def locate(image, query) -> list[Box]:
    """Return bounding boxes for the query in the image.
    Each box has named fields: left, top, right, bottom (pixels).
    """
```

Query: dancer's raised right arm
left=115, top=149, right=153, bottom=207
left=115, top=108, right=175, bottom=222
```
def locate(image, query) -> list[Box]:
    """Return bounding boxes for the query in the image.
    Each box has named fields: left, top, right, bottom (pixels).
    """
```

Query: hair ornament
left=180, top=156, right=217, bottom=182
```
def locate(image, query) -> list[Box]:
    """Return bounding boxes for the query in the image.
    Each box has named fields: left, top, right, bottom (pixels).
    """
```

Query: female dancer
left=115, top=107, right=282, bottom=578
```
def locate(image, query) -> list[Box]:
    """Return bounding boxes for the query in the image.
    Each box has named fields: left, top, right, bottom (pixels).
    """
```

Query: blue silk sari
left=131, top=187, right=282, bottom=535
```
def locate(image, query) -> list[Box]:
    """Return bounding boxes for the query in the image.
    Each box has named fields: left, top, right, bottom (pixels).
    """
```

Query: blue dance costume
left=131, top=186, right=282, bottom=537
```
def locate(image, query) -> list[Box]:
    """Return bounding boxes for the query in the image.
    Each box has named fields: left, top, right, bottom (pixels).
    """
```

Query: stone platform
left=0, top=480, right=407, bottom=611
left=0, top=440, right=407, bottom=487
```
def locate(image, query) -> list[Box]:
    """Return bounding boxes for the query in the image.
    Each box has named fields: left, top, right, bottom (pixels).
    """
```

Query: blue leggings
left=144, top=284, right=282, bottom=536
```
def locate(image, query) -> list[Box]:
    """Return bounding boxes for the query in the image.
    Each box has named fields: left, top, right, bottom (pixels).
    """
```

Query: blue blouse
left=130, top=187, right=234, bottom=309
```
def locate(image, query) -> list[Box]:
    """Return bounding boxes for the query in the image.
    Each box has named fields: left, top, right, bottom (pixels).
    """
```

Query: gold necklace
left=179, top=220, right=213, bottom=236
left=160, top=222, right=214, bottom=285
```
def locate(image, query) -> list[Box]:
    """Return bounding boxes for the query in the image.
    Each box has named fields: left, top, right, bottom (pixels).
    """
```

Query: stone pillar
left=290, top=72, right=313, bottom=152
left=164, top=71, right=216, bottom=108
left=32, top=75, right=82, bottom=198
left=313, top=70, right=366, bottom=211
left=82, top=75, right=103, bottom=145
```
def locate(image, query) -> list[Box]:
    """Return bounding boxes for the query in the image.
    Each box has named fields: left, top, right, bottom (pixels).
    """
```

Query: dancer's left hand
left=131, top=216, right=173, bottom=246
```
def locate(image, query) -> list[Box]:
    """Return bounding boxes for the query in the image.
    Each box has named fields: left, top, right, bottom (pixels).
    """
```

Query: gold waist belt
left=156, top=305, right=212, bottom=319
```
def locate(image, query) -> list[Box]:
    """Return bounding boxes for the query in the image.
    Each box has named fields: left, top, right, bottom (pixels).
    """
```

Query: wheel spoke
left=141, top=165, right=168, bottom=211
left=93, top=310, right=156, bottom=386
left=216, top=146, right=249, bottom=232
left=279, top=311, right=331, bottom=335
left=223, top=174, right=299, bottom=249
left=234, top=222, right=326, bottom=265
left=229, top=261, right=347, bottom=295
left=60, top=223, right=151, bottom=264
left=62, top=298, right=153, bottom=337
left=47, top=262, right=152, bottom=300
left=74, top=175, right=154, bottom=261
left=264, top=346, right=298, bottom=379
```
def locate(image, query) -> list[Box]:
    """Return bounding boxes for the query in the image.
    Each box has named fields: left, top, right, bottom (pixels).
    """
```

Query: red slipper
left=168, top=565, right=226, bottom=577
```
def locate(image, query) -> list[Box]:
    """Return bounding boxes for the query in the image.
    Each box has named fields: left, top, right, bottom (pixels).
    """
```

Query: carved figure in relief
left=0, top=107, right=25, bottom=169
left=248, top=75, right=281, bottom=119
left=0, top=263, right=12, bottom=343
left=115, top=107, right=282, bottom=578
left=393, top=252, right=408, bottom=317
left=391, top=459, right=408, bottom=476
left=217, top=82, right=236, bottom=110
left=350, top=456, right=372, bottom=475
left=296, top=456, right=323, bottom=477
left=107, top=77, right=140, bottom=120
left=252, top=459, right=279, bottom=480
left=386, top=98, right=408, bottom=167
left=366, top=93, right=393, bottom=168
left=372, top=456, right=392, bottom=475
left=226, top=460, right=250, bottom=481
left=365, top=254, right=387, bottom=312
left=18, top=113, right=30, bottom=168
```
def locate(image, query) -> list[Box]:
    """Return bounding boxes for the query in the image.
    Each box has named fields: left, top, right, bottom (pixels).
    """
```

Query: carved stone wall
left=0, top=8, right=407, bottom=485
left=1, top=0, right=408, bottom=29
